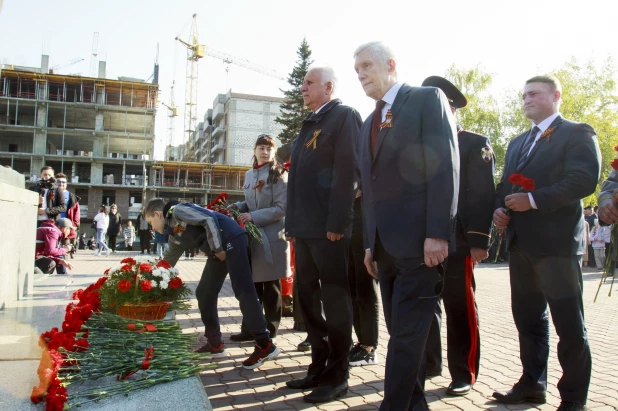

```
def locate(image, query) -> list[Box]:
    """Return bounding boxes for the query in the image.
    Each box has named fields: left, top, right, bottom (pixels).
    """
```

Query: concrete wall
left=0, top=167, right=37, bottom=309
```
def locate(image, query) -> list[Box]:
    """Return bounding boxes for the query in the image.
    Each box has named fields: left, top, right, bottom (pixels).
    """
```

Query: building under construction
left=0, top=55, right=249, bottom=227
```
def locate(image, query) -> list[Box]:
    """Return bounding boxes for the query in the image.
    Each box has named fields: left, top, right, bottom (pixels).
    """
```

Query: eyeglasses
left=57, top=181, right=67, bottom=185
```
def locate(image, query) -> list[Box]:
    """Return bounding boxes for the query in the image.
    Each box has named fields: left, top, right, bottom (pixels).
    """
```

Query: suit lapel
left=373, top=84, right=411, bottom=165
left=518, top=116, right=564, bottom=172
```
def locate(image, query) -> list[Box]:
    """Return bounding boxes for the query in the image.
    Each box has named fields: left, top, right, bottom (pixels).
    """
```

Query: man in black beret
left=421, top=75, right=496, bottom=396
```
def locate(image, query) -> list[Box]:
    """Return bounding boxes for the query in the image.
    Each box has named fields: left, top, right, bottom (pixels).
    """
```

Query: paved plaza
left=7, top=251, right=618, bottom=410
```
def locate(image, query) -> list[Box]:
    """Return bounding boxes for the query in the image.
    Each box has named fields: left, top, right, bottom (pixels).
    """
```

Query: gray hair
left=307, top=64, right=337, bottom=91
left=353, top=41, right=396, bottom=65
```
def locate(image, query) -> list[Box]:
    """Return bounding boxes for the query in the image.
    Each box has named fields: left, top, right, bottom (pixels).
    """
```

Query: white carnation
left=152, top=269, right=163, bottom=278
left=169, top=267, right=179, bottom=276
left=162, top=272, right=171, bottom=282
left=109, top=264, right=122, bottom=274
left=160, top=280, right=169, bottom=290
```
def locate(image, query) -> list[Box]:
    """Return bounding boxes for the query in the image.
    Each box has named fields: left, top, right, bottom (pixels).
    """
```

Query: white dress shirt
left=379, top=82, right=403, bottom=122
left=527, top=112, right=561, bottom=209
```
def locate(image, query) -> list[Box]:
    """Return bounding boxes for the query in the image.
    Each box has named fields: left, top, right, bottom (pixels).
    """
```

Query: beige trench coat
left=236, top=164, right=291, bottom=282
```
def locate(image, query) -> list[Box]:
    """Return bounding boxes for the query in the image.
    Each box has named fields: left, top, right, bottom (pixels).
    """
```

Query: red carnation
left=121, top=257, right=137, bottom=265
left=508, top=173, right=524, bottom=185
left=169, top=277, right=183, bottom=289
left=612, top=159, right=618, bottom=171
left=94, top=276, right=107, bottom=289
left=140, top=280, right=153, bottom=292
left=117, top=280, right=132, bottom=293
left=104, top=268, right=110, bottom=275
left=156, top=259, right=171, bottom=269
left=120, top=264, right=132, bottom=272
left=520, top=178, right=536, bottom=191
left=139, top=262, right=153, bottom=273
left=127, top=323, right=136, bottom=331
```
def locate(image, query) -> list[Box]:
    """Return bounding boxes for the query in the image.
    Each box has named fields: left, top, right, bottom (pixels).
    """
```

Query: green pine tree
left=275, top=38, right=314, bottom=144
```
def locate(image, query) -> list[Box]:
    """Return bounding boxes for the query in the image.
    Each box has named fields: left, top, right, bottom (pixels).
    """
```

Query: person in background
left=78, top=233, right=87, bottom=250
left=107, top=204, right=123, bottom=253
left=35, top=218, right=75, bottom=274
left=93, top=205, right=111, bottom=257
left=87, top=235, right=97, bottom=250
left=30, top=166, right=66, bottom=227
left=229, top=134, right=291, bottom=344
left=154, top=230, right=169, bottom=260
left=123, top=221, right=136, bottom=251
left=55, top=173, right=80, bottom=259
left=590, top=222, right=609, bottom=271
left=584, top=206, right=598, bottom=268
left=582, top=219, right=590, bottom=267
left=136, top=207, right=152, bottom=255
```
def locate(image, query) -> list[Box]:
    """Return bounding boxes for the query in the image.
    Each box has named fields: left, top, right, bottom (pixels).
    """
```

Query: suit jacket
left=285, top=99, right=361, bottom=239
left=359, top=84, right=459, bottom=260
left=495, top=115, right=601, bottom=256
left=455, top=127, right=496, bottom=250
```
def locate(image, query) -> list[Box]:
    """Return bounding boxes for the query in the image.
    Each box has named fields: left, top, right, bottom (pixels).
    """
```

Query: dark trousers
left=241, top=279, right=282, bottom=337
left=375, top=237, right=442, bottom=411
left=295, top=237, right=352, bottom=386
left=138, top=230, right=151, bottom=253
left=587, top=244, right=596, bottom=267
left=349, top=221, right=379, bottom=348
left=509, top=245, right=591, bottom=404
left=426, top=245, right=481, bottom=383
left=108, top=235, right=117, bottom=251
left=194, top=234, right=269, bottom=346
left=185, top=247, right=199, bottom=258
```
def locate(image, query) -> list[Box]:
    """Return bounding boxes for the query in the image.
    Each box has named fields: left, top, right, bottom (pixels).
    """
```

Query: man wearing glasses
left=55, top=173, right=81, bottom=258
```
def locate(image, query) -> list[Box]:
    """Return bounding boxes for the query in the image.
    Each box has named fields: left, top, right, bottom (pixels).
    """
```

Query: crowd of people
left=29, top=40, right=616, bottom=411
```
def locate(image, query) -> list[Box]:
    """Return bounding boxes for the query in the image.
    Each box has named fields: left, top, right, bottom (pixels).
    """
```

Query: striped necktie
left=517, top=126, right=540, bottom=171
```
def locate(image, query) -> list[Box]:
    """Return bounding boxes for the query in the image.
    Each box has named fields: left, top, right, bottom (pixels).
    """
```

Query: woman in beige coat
left=231, top=135, right=291, bottom=341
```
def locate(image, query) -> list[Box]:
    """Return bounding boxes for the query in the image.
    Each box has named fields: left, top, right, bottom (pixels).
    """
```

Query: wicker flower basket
left=116, top=301, right=171, bottom=320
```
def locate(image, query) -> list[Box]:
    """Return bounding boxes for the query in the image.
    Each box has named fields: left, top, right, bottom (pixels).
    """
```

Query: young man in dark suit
left=493, top=75, right=601, bottom=411
left=284, top=66, right=361, bottom=403
left=354, top=42, right=459, bottom=411
left=421, top=76, right=496, bottom=396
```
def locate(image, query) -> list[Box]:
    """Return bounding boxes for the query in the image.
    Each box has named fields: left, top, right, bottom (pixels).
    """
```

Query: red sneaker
left=242, top=342, right=281, bottom=369
left=194, top=342, right=227, bottom=358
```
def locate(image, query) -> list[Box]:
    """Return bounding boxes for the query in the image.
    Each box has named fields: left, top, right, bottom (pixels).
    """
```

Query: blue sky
left=1, top=0, right=616, bottom=159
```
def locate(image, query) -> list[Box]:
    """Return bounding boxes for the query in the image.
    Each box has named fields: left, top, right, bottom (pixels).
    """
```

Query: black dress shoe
left=297, top=339, right=311, bottom=352
left=492, top=383, right=546, bottom=404
left=425, top=368, right=442, bottom=378
left=303, top=382, right=348, bottom=403
left=446, top=381, right=471, bottom=396
left=286, top=374, right=320, bottom=389
left=557, top=401, right=587, bottom=410
left=230, top=332, right=253, bottom=342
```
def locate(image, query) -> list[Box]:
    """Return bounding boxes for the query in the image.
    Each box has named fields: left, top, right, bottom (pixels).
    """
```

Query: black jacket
left=285, top=99, right=361, bottom=238
left=495, top=115, right=601, bottom=256
left=29, top=184, right=66, bottom=221
left=108, top=212, right=123, bottom=236
left=456, top=127, right=496, bottom=250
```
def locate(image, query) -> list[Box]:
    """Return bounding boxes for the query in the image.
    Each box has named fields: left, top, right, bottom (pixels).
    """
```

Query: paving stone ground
left=43, top=251, right=618, bottom=410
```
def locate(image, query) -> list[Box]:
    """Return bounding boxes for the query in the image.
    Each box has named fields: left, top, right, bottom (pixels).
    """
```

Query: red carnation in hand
left=139, top=262, right=153, bottom=273
left=121, top=257, right=137, bottom=265
left=156, top=260, right=171, bottom=269
left=169, top=277, right=183, bottom=289
left=140, top=280, right=153, bottom=292
left=520, top=178, right=536, bottom=191
left=612, top=158, right=618, bottom=170
left=508, top=173, right=524, bottom=185
left=120, top=264, right=132, bottom=272
left=117, top=280, right=132, bottom=293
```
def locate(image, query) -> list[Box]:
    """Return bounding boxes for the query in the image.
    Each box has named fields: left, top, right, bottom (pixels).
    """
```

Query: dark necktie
left=517, top=126, right=540, bottom=170
left=371, top=100, right=387, bottom=156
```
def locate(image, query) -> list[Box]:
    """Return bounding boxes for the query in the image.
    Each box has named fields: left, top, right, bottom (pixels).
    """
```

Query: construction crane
left=89, top=32, right=99, bottom=77
left=49, top=57, right=84, bottom=74
left=161, top=81, right=179, bottom=161
left=175, top=14, right=203, bottom=162
left=175, top=14, right=285, bottom=162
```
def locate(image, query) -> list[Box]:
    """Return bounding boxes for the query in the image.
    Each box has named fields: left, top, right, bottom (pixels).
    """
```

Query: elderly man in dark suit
left=354, top=41, right=459, bottom=411
left=285, top=65, right=361, bottom=403
left=493, top=75, right=600, bottom=411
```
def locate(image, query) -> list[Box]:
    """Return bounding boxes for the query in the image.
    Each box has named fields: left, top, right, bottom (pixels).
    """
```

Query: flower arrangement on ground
left=98, top=256, right=191, bottom=314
